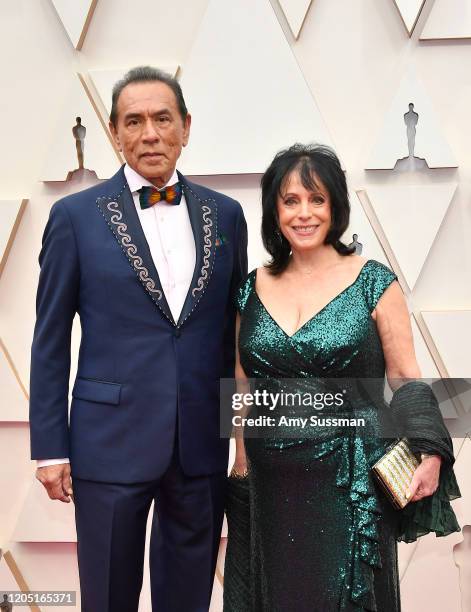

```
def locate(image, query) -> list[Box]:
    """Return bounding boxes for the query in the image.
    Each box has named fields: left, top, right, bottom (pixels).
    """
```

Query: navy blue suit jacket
left=30, top=166, right=248, bottom=483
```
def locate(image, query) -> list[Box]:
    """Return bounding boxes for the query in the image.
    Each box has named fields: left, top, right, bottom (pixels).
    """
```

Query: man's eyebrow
left=153, top=108, right=172, bottom=116
left=124, top=108, right=172, bottom=120
left=123, top=112, right=142, bottom=120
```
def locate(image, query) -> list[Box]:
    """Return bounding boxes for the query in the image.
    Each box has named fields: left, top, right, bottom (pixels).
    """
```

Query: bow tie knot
left=138, top=183, right=182, bottom=209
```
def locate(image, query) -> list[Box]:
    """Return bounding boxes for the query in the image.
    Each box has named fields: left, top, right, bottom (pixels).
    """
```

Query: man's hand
left=36, top=463, right=73, bottom=503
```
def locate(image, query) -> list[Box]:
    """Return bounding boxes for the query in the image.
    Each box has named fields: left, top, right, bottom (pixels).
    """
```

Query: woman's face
left=276, top=170, right=332, bottom=252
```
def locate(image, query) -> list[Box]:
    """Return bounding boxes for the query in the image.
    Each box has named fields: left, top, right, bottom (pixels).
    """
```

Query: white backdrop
left=0, top=0, right=470, bottom=610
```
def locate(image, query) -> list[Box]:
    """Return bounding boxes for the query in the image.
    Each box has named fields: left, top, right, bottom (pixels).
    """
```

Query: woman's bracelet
left=229, top=466, right=249, bottom=479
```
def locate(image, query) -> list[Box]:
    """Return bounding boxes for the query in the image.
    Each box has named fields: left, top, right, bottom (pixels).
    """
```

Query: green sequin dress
left=224, top=259, right=460, bottom=612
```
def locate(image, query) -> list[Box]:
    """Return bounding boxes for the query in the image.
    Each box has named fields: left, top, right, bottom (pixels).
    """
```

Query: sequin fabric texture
left=226, top=260, right=402, bottom=612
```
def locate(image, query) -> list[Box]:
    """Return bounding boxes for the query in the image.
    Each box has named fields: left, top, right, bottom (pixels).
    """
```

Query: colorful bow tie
left=138, top=183, right=182, bottom=209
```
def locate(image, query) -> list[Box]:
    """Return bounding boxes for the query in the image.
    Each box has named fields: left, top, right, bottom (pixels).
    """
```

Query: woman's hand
left=406, top=455, right=442, bottom=503
left=230, top=454, right=249, bottom=479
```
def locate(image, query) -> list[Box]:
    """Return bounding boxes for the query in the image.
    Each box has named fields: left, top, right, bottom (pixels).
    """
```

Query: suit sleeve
left=29, top=201, right=80, bottom=459
left=222, top=203, right=248, bottom=378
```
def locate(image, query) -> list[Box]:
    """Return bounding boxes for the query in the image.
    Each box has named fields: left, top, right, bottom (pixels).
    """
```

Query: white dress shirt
left=37, top=164, right=195, bottom=468
left=124, top=164, right=196, bottom=320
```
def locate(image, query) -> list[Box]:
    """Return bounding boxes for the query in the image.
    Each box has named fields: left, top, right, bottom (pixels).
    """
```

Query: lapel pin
left=216, top=233, right=228, bottom=247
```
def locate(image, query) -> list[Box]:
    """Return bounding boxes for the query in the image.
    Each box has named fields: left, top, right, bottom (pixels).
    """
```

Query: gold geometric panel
left=365, top=71, right=458, bottom=169
left=453, top=525, right=471, bottom=611
left=179, top=0, right=335, bottom=174
left=0, top=550, right=39, bottom=612
left=13, top=479, right=76, bottom=543
left=398, top=540, right=419, bottom=581
left=413, top=312, right=471, bottom=426
left=422, top=311, right=471, bottom=379
left=400, top=438, right=471, bottom=612
left=420, top=0, right=471, bottom=40
left=400, top=528, right=463, bottom=609
left=0, top=552, right=22, bottom=594
left=0, top=200, right=27, bottom=279
left=400, top=434, right=466, bottom=611
left=278, top=0, right=314, bottom=39
left=452, top=435, right=471, bottom=527
left=0, top=338, right=28, bottom=421
left=360, top=183, right=456, bottom=291
left=50, top=0, right=98, bottom=50
left=392, top=0, right=426, bottom=36
left=346, top=190, right=391, bottom=265
left=410, top=315, right=441, bottom=379
left=40, top=76, right=121, bottom=181
left=451, top=437, right=471, bottom=609
left=0, top=424, right=33, bottom=549
left=213, top=537, right=227, bottom=598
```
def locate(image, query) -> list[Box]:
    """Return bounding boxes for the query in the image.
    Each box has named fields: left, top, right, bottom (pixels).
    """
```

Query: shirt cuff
left=36, top=458, right=70, bottom=468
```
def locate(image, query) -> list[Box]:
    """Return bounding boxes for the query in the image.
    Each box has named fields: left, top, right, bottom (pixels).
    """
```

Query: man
left=30, top=66, right=247, bottom=611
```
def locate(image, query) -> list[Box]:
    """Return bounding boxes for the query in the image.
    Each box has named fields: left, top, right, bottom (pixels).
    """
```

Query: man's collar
left=124, top=164, right=179, bottom=193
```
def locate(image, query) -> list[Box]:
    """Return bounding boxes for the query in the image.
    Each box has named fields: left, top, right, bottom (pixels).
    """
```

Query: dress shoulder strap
left=234, top=269, right=257, bottom=314
left=361, top=260, right=398, bottom=312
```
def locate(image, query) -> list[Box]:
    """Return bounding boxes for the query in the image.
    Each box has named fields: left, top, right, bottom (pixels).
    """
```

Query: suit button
left=174, top=328, right=181, bottom=338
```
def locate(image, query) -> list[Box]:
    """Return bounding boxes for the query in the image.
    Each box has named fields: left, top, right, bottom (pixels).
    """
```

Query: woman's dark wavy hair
left=261, top=143, right=355, bottom=275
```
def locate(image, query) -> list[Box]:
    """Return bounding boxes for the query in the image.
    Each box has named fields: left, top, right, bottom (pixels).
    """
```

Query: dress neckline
left=252, top=259, right=373, bottom=340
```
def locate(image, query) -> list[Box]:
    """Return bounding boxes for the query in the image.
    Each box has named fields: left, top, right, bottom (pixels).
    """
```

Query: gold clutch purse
left=372, top=438, right=420, bottom=509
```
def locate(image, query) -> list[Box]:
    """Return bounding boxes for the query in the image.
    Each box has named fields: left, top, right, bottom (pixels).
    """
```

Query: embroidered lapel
left=96, top=184, right=176, bottom=326
left=177, top=176, right=218, bottom=327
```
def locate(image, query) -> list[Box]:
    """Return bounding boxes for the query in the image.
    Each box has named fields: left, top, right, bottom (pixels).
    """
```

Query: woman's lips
left=291, top=225, right=319, bottom=236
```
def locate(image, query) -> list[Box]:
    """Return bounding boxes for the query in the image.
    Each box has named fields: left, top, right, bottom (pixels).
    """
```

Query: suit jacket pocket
left=72, top=378, right=122, bottom=405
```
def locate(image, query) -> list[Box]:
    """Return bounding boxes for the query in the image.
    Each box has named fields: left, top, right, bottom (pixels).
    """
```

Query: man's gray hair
left=109, top=66, right=188, bottom=125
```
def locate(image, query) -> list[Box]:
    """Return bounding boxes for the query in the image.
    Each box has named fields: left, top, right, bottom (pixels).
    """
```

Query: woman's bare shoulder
left=255, top=265, right=283, bottom=291
left=347, top=254, right=369, bottom=270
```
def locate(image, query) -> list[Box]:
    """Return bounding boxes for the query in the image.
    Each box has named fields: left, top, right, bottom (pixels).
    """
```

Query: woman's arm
left=372, top=281, right=420, bottom=385
left=373, top=281, right=441, bottom=502
left=231, top=312, right=249, bottom=476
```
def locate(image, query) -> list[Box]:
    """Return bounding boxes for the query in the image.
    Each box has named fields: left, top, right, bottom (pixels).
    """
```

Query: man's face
left=110, top=81, right=191, bottom=188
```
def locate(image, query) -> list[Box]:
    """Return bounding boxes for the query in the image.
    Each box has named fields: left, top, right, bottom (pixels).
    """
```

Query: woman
left=223, top=144, right=460, bottom=612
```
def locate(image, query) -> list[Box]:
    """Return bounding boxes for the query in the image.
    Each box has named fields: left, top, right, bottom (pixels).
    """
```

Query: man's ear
left=182, top=113, right=191, bottom=147
left=109, top=121, right=121, bottom=151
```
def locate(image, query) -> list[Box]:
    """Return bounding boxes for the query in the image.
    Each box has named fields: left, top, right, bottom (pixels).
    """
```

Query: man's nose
left=141, top=118, right=160, bottom=141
